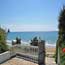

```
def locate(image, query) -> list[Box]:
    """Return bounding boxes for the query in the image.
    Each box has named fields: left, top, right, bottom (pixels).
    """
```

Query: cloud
left=2, top=24, right=58, bottom=32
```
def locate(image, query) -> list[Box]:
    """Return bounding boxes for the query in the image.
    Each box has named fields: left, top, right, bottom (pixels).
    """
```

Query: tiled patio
left=1, top=57, right=38, bottom=65
left=1, top=57, right=57, bottom=65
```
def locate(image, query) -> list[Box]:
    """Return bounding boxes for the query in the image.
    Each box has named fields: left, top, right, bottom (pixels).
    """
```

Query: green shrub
left=0, top=27, right=8, bottom=53
left=30, top=37, right=38, bottom=46
left=56, top=6, right=65, bottom=65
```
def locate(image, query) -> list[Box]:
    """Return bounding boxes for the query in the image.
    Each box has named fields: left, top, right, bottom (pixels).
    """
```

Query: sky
left=0, top=0, right=65, bottom=32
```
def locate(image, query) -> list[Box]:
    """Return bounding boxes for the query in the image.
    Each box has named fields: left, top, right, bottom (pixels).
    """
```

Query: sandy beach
left=46, top=46, right=56, bottom=54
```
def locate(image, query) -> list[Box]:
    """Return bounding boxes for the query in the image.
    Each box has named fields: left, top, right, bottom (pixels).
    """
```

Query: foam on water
left=6, top=40, right=56, bottom=47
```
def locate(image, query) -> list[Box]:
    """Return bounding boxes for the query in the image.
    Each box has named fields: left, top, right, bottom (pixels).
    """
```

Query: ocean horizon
left=7, top=31, right=58, bottom=47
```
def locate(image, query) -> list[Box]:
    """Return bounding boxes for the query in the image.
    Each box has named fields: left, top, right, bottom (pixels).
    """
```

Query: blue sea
left=7, top=31, right=58, bottom=46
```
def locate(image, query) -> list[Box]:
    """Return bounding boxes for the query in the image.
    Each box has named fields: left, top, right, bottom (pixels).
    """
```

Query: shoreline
left=6, top=40, right=56, bottom=47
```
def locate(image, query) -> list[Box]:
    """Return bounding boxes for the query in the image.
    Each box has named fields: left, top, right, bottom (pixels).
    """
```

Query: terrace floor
left=0, top=57, right=38, bottom=65
left=0, top=57, right=57, bottom=65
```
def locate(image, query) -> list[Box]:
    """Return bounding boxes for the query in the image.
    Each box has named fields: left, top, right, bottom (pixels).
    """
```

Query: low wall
left=0, top=51, right=10, bottom=63
left=11, top=45, right=38, bottom=56
left=0, top=51, right=16, bottom=64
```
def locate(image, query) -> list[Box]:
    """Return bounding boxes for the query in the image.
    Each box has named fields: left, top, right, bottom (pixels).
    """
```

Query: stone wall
left=0, top=51, right=16, bottom=64
left=0, top=51, right=10, bottom=63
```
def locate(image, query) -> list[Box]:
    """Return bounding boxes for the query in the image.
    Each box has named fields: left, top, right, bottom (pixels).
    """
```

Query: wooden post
left=38, top=40, right=45, bottom=65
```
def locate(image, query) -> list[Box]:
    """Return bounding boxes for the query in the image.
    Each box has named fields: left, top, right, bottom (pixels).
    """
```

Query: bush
left=56, top=6, right=65, bottom=65
left=30, top=37, right=38, bottom=46
left=12, top=37, right=21, bottom=45
left=16, top=37, right=21, bottom=44
left=0, top=27, right=8, bottom=53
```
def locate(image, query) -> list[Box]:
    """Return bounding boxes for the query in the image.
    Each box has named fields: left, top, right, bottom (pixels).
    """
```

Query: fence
left=10, top=44, right=39, bottom=63
left=10, top=40, right=45, bottom=65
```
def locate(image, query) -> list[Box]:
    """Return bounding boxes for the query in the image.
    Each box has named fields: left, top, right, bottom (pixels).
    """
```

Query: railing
left=10, top=44, right=39, bottom=63
left=1, top=40, right=46, bottom=65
